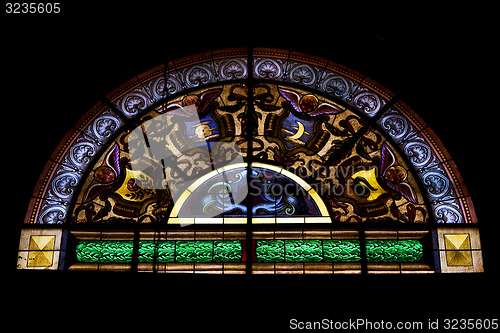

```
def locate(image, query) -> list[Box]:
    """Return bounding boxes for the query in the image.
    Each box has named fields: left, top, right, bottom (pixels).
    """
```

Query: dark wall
left=3, top=4, right=497, bottom=330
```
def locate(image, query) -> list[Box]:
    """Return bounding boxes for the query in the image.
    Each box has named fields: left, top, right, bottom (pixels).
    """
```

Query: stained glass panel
left=18, top=48, right=482, bottom=274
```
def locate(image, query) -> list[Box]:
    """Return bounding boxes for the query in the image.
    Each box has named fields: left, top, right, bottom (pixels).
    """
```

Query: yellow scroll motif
left=114, top=169, right=156, bottom=202
left=349, top=168, right=387, bottom=201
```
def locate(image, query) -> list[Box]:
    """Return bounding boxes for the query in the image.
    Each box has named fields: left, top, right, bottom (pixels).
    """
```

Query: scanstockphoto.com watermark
left=289, top=318, right=423, bottom=331
left=289, top=318, right=499, bottom=331
left=246, top=173, right=378, bottom=198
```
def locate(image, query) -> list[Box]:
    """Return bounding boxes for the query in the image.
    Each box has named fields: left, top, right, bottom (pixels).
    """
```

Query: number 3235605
left=6, top=3, right=61, bottom=14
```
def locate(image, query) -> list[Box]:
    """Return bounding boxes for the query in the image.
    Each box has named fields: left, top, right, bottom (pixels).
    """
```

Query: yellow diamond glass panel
left=27, top=235, right=55, bottom=267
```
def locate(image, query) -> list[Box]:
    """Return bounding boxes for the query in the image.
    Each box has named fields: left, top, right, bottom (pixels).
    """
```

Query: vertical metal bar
left=245, top=47, right=254, bottom=274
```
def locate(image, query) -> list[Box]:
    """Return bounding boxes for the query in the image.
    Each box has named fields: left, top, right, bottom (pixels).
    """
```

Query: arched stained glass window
left=17, top=48, right=483, bottom=274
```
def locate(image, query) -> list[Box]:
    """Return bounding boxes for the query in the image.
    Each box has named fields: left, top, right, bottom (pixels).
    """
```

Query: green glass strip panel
left=254, top=239, right=422, bottom=263
left=75, top=241, right=134, bottom=263
left=76, top=240, right=242, bottom=263
left=75, top=239, right=423, bottom=264
left=175, top=240, right=213, bottom=262
left=322, top=240, right=361, bottom=262
left=366, top=240, right=423, bottom=262
left=255, top=240, right=285, bottom=262
left=213, top=240, right=242, bottom=262
left=138, top=241, right=175, bottom=262
left=285, top=240, right=323, bottom=262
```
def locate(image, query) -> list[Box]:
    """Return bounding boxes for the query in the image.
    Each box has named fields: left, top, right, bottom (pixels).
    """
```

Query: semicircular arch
left=18, top=48, right=482, bottom=274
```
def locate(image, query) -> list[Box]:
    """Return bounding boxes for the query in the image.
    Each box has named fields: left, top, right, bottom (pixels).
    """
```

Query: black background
left=2, top=2, right=498, bottom=331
